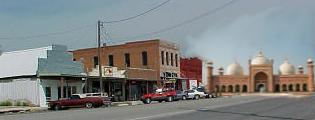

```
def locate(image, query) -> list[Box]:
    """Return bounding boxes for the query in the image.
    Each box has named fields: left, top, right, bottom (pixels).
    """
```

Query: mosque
left=206, top=51, right=314, bottom=93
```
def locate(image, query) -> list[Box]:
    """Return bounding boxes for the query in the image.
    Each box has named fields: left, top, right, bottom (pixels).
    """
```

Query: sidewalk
left=111, top=101, right=144, bottom=107
left=0, top=106, right=47, bottom=114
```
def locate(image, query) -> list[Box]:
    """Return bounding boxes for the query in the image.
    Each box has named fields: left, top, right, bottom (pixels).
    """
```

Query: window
left=108, top=55, right=114, bottom=66
left=72, top=86, right=77, bottom=94
left=171, top=53, right=174, bottom=66
left=161, top=51, right=165, bottom=65
left=166, top=52, right=169, bottom=65
left=175, top=54, right=178, bottom=67
left=142, top=51, right=148, bottom=66
left=45, top=87, right=51, bottom=100
left=125, top=53, right=130, bottom=67
left=93, top=56, right=98, bottom=68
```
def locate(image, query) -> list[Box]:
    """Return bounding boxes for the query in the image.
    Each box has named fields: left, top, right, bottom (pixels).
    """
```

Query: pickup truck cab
left=141, top=89, right=176, bottom=104
left=48, top=94, right=111, bottom=110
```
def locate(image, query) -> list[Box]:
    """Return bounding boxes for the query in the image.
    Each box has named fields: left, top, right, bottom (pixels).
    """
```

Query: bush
left=16, top=100, right=33, bottom=106
left=0, top=100, right=12, bottom=106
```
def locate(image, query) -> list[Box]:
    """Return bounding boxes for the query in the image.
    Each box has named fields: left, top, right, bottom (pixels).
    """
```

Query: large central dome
left=251, top=51, right=271, bottom=65
left=279, top=59, right=295, bottom=75
left=226, top=62, right=244, bottom=76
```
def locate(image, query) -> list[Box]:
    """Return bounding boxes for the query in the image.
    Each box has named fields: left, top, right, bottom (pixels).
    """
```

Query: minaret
left=218, top=67, right=224, bottom=76
left=298, top=65, right=304, bottom=74
left=307, top=58, right=314, bottom=92
left=206, top=62, right=213, bottom=93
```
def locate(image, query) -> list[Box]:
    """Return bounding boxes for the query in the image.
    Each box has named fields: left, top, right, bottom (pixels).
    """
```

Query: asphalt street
left=1, top=95, right=314, bottom=120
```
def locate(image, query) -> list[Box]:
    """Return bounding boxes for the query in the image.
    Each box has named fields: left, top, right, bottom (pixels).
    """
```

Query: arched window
left=275, top=84, right=280, bottom=92
left=242, top=85, right=247, bottom=92
left=288, top=84, right=293, bottom=92
left=303, top=84, right=307, bottom=92
left=282, top=84, right=287, bottom=92
left=235, top=85, right=240, bottom=92
left=221, top=85, right=226, bottom=92
left=215, top=85, right=220, bottom=92
left=228, top=85, right=233, bottom=92
left=296, top=84, right=300, bottom=92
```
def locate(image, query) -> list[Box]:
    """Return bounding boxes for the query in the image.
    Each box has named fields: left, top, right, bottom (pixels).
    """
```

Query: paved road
left=1, top=95, right=314, bottom=120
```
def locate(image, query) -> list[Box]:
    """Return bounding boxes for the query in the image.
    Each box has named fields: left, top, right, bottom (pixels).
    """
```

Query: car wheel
left=158, top=100, right=163, bottom=103
left=182, top=96, right=187, bottom=100
left=54, top=104, right=61, bottom=111
left=145, top=98, right=151, bottom=104
left=167, top=96, right=173, bottom=102
left=194, top=95, right=200, bottom=100
left=85, top=102, right=93, bottom=108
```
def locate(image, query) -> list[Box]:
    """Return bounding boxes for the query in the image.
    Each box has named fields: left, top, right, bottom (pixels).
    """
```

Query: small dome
left=279, top=59, right=295, bottom=75
left=251, top=51, right=271, bottom=65
left=307, top=58, right=313, bottom=63
left=226, top=63, right=244, bottom=76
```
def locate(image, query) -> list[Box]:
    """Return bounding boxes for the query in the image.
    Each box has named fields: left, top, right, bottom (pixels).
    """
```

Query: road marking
left=129, top=110, right=195, bottom=120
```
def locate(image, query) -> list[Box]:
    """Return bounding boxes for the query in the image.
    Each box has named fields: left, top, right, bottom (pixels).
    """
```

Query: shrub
left=0, top=100, right=12, bottom=106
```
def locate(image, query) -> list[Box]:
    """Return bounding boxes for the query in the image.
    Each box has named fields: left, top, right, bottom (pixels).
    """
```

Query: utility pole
left=97, top=20, right=104, bottom=93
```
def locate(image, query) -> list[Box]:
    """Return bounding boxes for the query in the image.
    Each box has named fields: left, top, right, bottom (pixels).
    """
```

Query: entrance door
left=254, top=72, right=268, bottom=92
left=257, top=83, right=266, bottom=93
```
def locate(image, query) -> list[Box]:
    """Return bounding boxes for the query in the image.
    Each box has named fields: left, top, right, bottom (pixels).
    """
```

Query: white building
left=0, top=45, right=85, bottom=107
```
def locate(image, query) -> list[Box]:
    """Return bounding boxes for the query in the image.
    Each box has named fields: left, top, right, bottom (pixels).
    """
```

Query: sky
left=0, top=0, right=315, bottom=74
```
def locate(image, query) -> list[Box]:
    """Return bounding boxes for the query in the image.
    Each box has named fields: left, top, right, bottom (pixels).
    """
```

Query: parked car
left=48, top=94, right=111, bottom=110
left=174, top=90, right=188, bottom=100
left=141, top=88, right=177, bottom=104
left=186, top=89, right=208, bottom=100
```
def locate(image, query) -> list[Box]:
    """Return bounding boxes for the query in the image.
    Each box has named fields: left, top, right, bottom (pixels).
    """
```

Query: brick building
left=72, top=39, right=180, bottom=101
left=206, top=51, right=314, bottom=93
left=179, top=57, right=202, bottom=90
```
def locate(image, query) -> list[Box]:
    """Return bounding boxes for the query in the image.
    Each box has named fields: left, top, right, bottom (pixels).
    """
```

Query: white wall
left=0, top=78, right=47, bottom=107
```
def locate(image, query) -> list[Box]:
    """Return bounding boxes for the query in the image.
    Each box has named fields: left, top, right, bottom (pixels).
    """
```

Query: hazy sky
left=0, top=0, right=315, bottom=73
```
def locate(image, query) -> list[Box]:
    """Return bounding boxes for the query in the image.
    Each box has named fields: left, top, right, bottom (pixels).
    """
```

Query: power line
left=103, top=0, right=171, bottom=24
left=0, top=23, right=95, bottom=40
left=112, top=0, right=238, bottom=40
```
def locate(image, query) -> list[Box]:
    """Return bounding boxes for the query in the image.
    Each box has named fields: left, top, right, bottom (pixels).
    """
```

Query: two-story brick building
left=72, top=39, right=180, bottom=101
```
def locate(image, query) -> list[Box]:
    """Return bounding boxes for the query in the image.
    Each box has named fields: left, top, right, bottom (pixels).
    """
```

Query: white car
left=186, top=89, right=208, bottom=100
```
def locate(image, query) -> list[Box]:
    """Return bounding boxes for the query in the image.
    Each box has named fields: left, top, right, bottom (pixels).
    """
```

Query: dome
left=251, top=51, right=271, bottom=65
left=279, top=59, right=295, bottom=75
left=226, top=63, right=244, bottom=76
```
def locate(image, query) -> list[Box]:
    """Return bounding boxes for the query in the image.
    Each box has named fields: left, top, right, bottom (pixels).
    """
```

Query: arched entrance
left=254, top=72, right=268, bottom=92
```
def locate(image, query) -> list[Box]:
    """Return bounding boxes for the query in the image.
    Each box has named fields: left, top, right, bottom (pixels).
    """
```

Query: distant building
left=206, top=51, right=314, bottom=93
left=72, top=39, right=180, bottom=101
left=0, top=45, right=85, bottom=107
left=180, top=57, right=202, bottom=90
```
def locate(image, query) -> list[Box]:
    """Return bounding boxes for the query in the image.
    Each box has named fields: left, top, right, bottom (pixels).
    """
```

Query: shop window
left=45, top=87, right=51, bottom=100
left=72, top=86, right=77, bottom=94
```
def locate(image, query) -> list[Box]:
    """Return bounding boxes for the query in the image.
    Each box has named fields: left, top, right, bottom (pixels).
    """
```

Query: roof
left=0, top=46, right=52, bottom=78
left=0, top=45, right=85, bottom=79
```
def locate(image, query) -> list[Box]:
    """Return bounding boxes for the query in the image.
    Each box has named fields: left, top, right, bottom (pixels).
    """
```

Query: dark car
left=49, top=94, right=111, bottom=110
left=174, top=90, right=188, bottom=100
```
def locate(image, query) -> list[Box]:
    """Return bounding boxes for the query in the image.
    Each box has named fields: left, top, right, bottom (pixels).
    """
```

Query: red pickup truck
left=141, top=89, right=177, bottom=104
left=48, top=94, right=111, bottom=110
